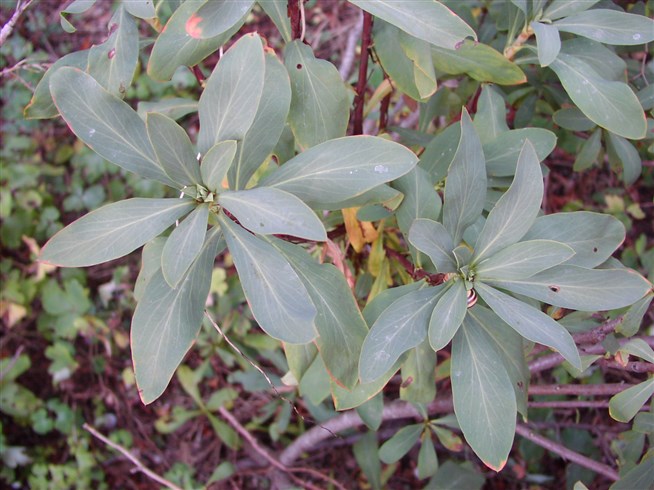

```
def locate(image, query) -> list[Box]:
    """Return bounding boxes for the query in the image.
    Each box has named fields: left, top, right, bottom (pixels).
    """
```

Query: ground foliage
left=1, top=1, right=654, bottom=489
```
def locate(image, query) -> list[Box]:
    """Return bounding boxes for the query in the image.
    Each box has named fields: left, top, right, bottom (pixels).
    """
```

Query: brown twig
left=288, top=0, right=302, bottom=41
left=528, top=383, right=629, bottom=396
left=0, top=0, right=33, bottom=47
left=352, top=11, right=373, bottom=135
left=528, top=400, right=610, bottom=409
left=515, top=424, right=619, bottom=481
left=83, top=423, right=183, bottom=490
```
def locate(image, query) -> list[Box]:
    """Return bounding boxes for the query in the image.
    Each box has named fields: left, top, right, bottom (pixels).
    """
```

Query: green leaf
left=610, top=453, right=654, bottom=490
left=267, top=238, right=368, bottom=389
left=257, top=0, right=292, bottom=43
left=429, top=280, right=467, bottom=351
left=161, top=204, right=209, bottom=288
left=24, top=50, right=89, bottom=119
left=218, top=213, right=317, bottom=343
left=443, top=109, right=487, bottom=244
left=475, top=240, right=575, bottom=281
left=200, top=140, right=237, bottom=193
left=134, top=237, right=166, bottom=302
left=60, top=0, right=96, bottom=33
left=549, top=53, right=647, bottom=140
left=147, top=0, right=246, bottom=81
left=473, top=85, right=509, bottom=144
left=633, top=413, right=654, bottom=435
left=475, top=282, right=581, bottom=369
left=543, top=0, right=599, bottom=21
left=552, top=107, right=596, bottom=131
left=418, top=433, right=439, bottom=479
left=219, top=187, right=325, bottom=241
left=432, top=41, right=526, bottom=85
left=50, top=68, right=174, bottom=185
left=609, top=379, right=654, bottom=423
left=379, top=424, right=423, bottom=464
left=132, top=228, right=223, bottom=404
left=484, top=128, right=557, bottom=177
left=617, top=294, right=653, bottom=337
left=409, top=219, right=457, bottom=273
left=298, top=356, right=331, bottom=405
left=185, top=0, right=254, bottom=39
left=198, top=34, right=266, bottom=154
left=350, top=0, right=476, bottom=49
left=284, top=343, right=318, bottom=383
left=138, top=98, right=198, bottom=121
left=468, top=306, right=530, bottom=418
left=554, top=10, right=654, bottom=46
left=353, top=432, right=382, bottom=490
left=619, top=339, right=654, bottom=364
left=394, top=168, right=443, bottom=263
left=363, top=281, right=425, bottom=325
left=637, top=85, right=654, bottom=111
left=41, top=198, right=195, bottom=267
left=531, top=21, right=560, bottom=67
left=357, top=393, right=384, bottom=431
left=488, top=265, right=652, bottom=312
left=360, top=288, right=442, bottom=383
left=261, top=136, right=418, bottom=208
left=146, top=113, right=202, bottom=187
left=228, top=52, right=292, bottom=190
left=400, top=340, right=437, bottom=404
left=560, top=38, right=626, bottom=82
left=573, top=128, right=602, bottom=171
left=123, top=0, right=155, bottom=19
left=473, top=141, right=543, bottom=263
left=524, top=211, right=625, bottom=268
left=373, top=20, right=427, bottom=101
left=284, top=41, right=349, bottom=149
left=606, top=132, right=642, bottom=185
left=419, top=123, right=461, bottom=183
left=399, top=30, right=438, bottom=99
left=331, top=362, right=400, bottom=410
left=425, top=461, right=485, bottom=490
left=451, top=316, right=516, bottom=471
left=87, top=5, right=138, bottom=97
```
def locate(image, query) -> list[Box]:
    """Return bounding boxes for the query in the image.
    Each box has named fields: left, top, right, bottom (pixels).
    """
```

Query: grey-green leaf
left=87, top=5, right=138, bottom=97
left=186, top=0, right=255, bottom=39
left=228, top=52, right=292, bottom=190
left=138, top=98, right=198, bottom=121
left=134, top=237, right=166, bottom=302
left=50, top=68, right=174, bottom=186
left=146, top=112, right=202, bottom=187
left=552, top=107, right=595, bottom=131
left=132, top=227, right=223, bottom=404
left=475, top=282, right=581, bottom=369
left=484, top=128, right=556, bottom=177
left=379, top=424, right=423, bottom=464
left=443, top=109, right=487, bottom=244
left=359, top=288, right=442, bottom=383
left=148, top=0, right=246, bottom=81
left=409, top=219, right=457, bottom=273
left=267, top=238, right=368, bottom=389
left=473, top=85, right=509, bottom=144
left=260, top=136, right=417, bottom=208
left=429, top=280, right=467, bottom=351
left=350, top=0, right=476, bottom=50
left=451, top=316, right=516, bottom=471
left=524, top=211, right=625, bottom=268
left=218, top=213, right=317, bottom=343
left=549, top=53, right=646, bottom=140
left=475, top=240, right=575, bottom=281
left=284, top=41, right=350, bottom=149
left=573, top=128, right=602, bottom=171
left=606, top=132, right=642, bottom=185
left=197, top=33, right=266, bottom=154
left=123, top=0, right=155, bottom=19
left=553, top=10, right=654, bottom=46
left=487, top=265, right=652, bottom=312
left=41, top=198, right=195, bottom=267
left=218, top=187, right=326, bottom=241
left=161, top=204, right=210, bottom=288
left=200, top=140, right=237, bottom=193
left=531, top=21, right=560, bottom=67
left=257, top=0, right=292, bottom=43
left=543, top=0, right=599, bottom=21
left=609, top=379, right=654, bottom=423
left=473, top=141, right=543, bottom=263
left=24, top=50, right=89, bottom=119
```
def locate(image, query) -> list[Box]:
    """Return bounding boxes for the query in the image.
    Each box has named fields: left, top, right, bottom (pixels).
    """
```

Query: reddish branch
left=385, top=247, right=447, bottom=286
left=379, top=75, right=392, bottom=132
left=352, top=11, right=373, bottom=135
left=288, top=0, right=302, bottom=41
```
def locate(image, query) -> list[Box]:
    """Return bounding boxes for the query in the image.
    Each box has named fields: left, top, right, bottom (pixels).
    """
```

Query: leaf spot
left=373, top=164, right=389, bottom=174
left=296, top=63, right=302, bottom=69
left=548, top=285, right=560, bottom=293
left=107, top=48, right=116, bottom=59
left=401, top=376, right=413, bottom=388
left=633, top=33, right=641, bottom=41
left=186, top=14, right=203, bottom=38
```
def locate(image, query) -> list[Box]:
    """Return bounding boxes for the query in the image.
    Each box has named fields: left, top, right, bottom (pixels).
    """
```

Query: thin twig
left=528, top=383, right=629, bottom=396
left=83, top=423, right=183, bottom=490
left=515, top=424, right=619, bottom=481
left=218, top=407, right=346, bottom=490
left=528, top=401, right=610, bottom=409
left=352, top=11, right=373, bottom=135
left=0, top=0, right=33, bottom=47
left=338, top=10, right=363, bottom=81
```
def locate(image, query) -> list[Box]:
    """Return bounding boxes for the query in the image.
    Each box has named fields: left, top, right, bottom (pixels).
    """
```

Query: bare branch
left=83, top=423, right=183, bottom=490
left=0, top=0, right=34, bottom=47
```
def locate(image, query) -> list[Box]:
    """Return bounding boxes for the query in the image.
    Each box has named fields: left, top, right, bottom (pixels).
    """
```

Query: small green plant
left=13, top=0, right=654, bottom=487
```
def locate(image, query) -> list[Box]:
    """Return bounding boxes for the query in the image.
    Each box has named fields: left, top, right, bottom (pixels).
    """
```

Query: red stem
left=352, top=11, right=373, bottom=135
